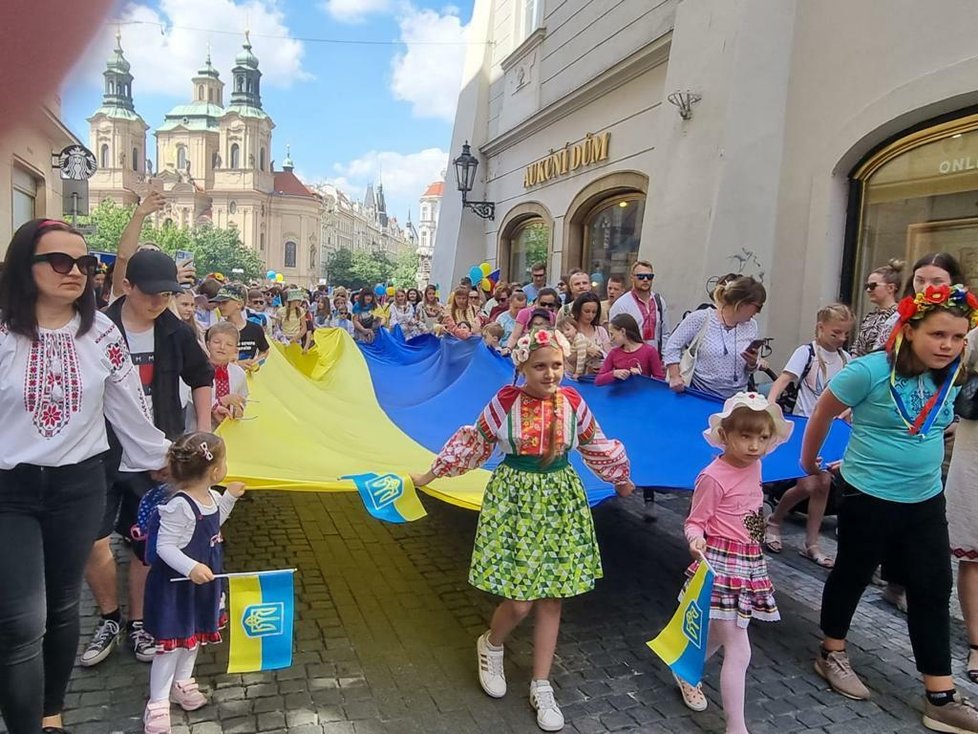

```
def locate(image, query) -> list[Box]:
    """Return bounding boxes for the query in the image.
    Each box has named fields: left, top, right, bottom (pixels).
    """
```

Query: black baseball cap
left=126, top=250, right=182, bottom=294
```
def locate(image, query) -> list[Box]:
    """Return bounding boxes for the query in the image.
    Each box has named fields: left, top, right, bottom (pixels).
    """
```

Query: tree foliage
left=77, top=200, right=265, bottom=281
left=327, top=247, right=418, bottom=291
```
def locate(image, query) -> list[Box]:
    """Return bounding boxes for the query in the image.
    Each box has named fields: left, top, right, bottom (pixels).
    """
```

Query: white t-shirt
left=783, top=342, right=850, bottom=417
left=122, top=325, right=155, bottom=422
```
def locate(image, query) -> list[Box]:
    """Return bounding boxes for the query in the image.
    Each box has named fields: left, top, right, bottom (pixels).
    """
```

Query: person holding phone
left=662, top=276, right=767, bottom=399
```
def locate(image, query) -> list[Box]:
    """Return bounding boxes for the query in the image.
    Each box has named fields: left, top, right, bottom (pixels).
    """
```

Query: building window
left=848, top=111, right=978, bottom=315
left=230, top=143, right=240, bottom=169
left=229, top=201, right=237, bottom=214
left=132, top=148, right=139, bottom=172
left=12, top=166, right=38, bottom=232
left=517, top=0, right=542, bottom=43
left=211, top=151, right=220, bottom=170
left=176, top=145, right=187, bottom=170
left=100, top=144, right=109, bottom=169
left=509, top=219, right=550, bottom=284
left=284, top=240, right=297, bottom=268
left=198, top=85, right=204, bottom=101
left=583, top=195, right=645, bottom=292
left=260, top=233, right=265, bottom=251
left=259, top=147, right=266, bottom=172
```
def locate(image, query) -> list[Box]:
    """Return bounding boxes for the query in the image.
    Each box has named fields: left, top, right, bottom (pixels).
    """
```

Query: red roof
left=273, top=170, right=314, bottom=197
left=422, top=181, right=444, bottom=198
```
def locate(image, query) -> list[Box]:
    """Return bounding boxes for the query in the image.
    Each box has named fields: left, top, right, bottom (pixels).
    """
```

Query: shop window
left=850, top=113, right=978, bottom=315
left=12, top=166, right=38, bottom=232
left=509, top=219, right=550, bottom=285
left=284, top=240, right=297, bottom=268
left=584, top=195, right=645, bottom=292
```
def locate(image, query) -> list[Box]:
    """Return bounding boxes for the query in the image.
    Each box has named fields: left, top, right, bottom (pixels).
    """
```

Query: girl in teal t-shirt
left=800, top=284, right=978, bottom=732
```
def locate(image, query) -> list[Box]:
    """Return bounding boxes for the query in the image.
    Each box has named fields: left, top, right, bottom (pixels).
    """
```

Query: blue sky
left=62, top=0, right=474, bottom=223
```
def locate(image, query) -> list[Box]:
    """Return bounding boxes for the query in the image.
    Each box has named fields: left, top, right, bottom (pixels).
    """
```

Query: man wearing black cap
left=82, top=250, right=214, bottom=668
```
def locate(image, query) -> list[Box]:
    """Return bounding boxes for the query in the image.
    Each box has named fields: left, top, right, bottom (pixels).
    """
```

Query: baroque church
left=88, top=31, right=408, bottom=285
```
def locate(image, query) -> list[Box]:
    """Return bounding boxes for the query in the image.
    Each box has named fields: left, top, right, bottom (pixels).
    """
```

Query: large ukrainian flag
left=646, top=561, right=715, bottom=686
left=227, top=569, right=296, bottom=673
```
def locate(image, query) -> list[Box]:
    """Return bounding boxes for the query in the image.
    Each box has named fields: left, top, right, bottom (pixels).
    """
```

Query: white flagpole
left=170, top=567, right=296, bottom=582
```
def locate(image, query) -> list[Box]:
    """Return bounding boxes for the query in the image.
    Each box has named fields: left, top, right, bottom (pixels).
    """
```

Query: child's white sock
left=149, top=650, right=180, bottom=702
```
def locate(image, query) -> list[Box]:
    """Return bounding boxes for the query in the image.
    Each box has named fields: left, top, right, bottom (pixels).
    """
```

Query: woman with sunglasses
left=505, top=288, right=560, bottom=350
left=0, top=219, right=170, bottom=734
left=852, top=260, right=903, bottom=357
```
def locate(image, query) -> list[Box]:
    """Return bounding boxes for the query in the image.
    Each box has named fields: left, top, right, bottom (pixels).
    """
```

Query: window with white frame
left=517, top=0, right=543, bottom=44
left=12, top=167, right=38, bottom=232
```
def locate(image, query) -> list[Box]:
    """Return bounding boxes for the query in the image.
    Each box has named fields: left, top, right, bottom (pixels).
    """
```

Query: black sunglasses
left=864, top=282, right=879, bottom=291
left=538, top=300, right=557, bottom=309
left=33, top=252, right=98, bottom=275
left=634, top=273, right=655, bottom=281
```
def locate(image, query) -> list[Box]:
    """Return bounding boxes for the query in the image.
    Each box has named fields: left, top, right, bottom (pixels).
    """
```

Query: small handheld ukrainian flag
left=227, top=569, right=296, bottom=674
left=646, top=559, right=715, bottom=686
left=342, top=472, right=427, bottom=523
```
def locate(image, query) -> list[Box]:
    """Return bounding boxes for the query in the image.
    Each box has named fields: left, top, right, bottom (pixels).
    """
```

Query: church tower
left=87, top=31, right=149, bottom=206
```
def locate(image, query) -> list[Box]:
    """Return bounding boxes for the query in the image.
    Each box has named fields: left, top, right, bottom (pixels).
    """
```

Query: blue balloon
left=266, top=270, right=276, bottom=279
left=374, top=284, right=386, bottom=296
left=468, top=265, right=483, bottom=283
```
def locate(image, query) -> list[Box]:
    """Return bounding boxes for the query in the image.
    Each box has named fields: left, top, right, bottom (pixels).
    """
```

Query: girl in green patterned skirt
left=412, top=327, right=634, bottom=732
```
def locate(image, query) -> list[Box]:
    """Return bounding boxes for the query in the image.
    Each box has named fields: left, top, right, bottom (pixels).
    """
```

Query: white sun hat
left=703, top=391, right=794, bottom=453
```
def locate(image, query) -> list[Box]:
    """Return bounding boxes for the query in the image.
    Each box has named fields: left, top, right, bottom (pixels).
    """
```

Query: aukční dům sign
left=523, top=132, right=611, bottom=189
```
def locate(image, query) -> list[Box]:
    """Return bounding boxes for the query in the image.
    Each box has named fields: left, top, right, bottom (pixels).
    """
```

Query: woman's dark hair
left=358, top=291, right=375, bottom=309
left=535, top=287, right=559, bottom=305
left=610, top=313, right=643, bottom=344
left=570, top=292, right=602, bottom=324
left=890, top=304, right=973, bottom=383
left=406, top=288, right=420, bottom=303
left=904, top=252, right=967, bottom=297
left=167, top=431, right=226, bottom=485
left=0, top=219, right=96, bottom=340
left=529, top=308, right=554, bottom=325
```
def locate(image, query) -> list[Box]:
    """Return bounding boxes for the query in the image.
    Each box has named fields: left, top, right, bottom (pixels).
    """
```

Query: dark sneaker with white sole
left=80, top=618, right=121, bottom=667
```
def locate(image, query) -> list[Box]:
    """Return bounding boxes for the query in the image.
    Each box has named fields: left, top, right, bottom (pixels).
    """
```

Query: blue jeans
left=0, top=455, right=106, bottom=734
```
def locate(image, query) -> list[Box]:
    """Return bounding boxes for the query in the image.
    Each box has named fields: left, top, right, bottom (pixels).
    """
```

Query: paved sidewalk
left=14, top=488, right=975, bottom=734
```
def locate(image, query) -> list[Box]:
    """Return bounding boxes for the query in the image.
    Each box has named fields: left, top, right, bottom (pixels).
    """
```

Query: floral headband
left=886, top=283, right=978, bottom=352
left=511, top=327, right=571, bottom=367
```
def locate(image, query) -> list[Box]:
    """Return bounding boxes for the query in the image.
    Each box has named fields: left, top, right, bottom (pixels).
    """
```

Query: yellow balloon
left=480, top=262, right=491, bottom=277
left=386, top=286, right=396, bottom=297
left=275, top=273, right=284, bottom=282
left=480, top=277, right=492, bottom=292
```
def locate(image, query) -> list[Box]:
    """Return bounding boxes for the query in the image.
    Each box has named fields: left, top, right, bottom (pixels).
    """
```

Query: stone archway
left=563, top=171, right=649, bottom=271
left=496, top=201, right=554, bottom=283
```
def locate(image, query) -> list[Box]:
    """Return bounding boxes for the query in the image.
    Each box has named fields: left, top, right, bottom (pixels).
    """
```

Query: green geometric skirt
left=468, top=460, right=602, bottom=600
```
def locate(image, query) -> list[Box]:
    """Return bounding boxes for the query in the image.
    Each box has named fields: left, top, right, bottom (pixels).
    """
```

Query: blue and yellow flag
left=646, top=560, right=715, bottom=686
left=227, top=569, right=295, bottom=674
left=342, top=472, right=427, bottom=523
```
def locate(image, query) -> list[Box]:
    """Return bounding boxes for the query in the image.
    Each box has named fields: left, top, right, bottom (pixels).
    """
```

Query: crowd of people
left=3, top=201, right=978, bottom=734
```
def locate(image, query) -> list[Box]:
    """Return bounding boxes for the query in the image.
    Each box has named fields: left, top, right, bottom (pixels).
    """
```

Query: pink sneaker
left=143, top=700, right=170, bottom=734
left=170, top=678, right=208, bottom=711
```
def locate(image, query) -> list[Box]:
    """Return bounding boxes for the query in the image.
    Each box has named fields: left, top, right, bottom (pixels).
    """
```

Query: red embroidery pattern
left=106, top=340, right=127, bottom=371
left=25, top=333, right=83, bottom=438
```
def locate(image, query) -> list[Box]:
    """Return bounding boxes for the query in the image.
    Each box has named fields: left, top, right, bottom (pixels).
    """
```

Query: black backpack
left=776, top=344, right=815, bottom=415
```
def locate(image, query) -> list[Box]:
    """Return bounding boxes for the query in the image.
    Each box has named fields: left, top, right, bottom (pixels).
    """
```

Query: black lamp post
left=453, top=141, right=495, bottom=220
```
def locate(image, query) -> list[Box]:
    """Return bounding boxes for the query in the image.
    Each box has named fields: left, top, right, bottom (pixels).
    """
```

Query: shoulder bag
left=678, top=312, right=712, bottom=387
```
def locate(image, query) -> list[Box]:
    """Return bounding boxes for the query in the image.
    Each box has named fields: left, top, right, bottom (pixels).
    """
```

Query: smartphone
left=746, top=338, right=768, bottom=352
left=147, top=178, right=164, bottom=195
left=175, top=249, right=194, bottom=267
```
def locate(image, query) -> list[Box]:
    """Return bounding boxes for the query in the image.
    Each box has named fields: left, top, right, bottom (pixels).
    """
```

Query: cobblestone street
left=35, top=489, right=976, bottom=734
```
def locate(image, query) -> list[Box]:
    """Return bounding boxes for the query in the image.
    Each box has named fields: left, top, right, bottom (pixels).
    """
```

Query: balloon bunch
left=266, top=269, right=285, bottom=283
left=374, top=284, right=397, bottom=298
left=468, top=262, right=501, bottom=292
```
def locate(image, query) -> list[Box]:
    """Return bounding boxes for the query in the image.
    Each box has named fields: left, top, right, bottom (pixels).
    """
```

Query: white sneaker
left=530, top=680, right=565, bottom=731
left=476, top=631, right=506, bottom=698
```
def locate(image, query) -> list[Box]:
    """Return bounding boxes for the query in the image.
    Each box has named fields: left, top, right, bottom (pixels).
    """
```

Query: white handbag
left=678, top=313, right=712, bottom=387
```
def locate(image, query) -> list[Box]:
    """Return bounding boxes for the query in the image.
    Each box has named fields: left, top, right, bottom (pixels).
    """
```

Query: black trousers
left=0, top=455, right=106, bottom=734
left=820, top=480, right=952, bottom=676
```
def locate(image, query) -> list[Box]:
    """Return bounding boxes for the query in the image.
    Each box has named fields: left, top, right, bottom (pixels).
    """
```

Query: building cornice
left=500, top=27, right=547, bottom=73
left=480, top=33, right=671, bottom=159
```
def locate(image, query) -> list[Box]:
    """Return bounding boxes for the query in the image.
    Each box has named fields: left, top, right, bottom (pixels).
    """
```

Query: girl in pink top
left=596, top=314, right=665, bottom=385
left=677, top=392, right=793, bottom=734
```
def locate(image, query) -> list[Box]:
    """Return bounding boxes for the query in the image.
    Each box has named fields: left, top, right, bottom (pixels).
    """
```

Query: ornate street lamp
left=453, top=141, right=495, bottom=220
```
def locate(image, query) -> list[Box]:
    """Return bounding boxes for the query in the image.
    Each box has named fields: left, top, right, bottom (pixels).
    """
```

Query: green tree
left=76, top=199, right=136, bottom=253
left=187, top=225, right=265, bottom=281
left=327, top=247, right=399, bottom=290
left=392, top=249, right=420, bottom=288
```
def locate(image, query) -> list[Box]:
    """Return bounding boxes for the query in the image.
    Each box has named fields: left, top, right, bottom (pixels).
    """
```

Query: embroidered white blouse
left=0, top=312, right=170, bottom=471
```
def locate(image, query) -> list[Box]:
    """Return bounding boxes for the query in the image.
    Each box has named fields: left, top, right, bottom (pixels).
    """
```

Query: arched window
left=230, top=143, right=240, bottom=169
left=132, top=148, right=139, bottom=172
left=259, top=147, right=266, bottom=172
left=100, top=144, right=109, bottom=169
left=176, top=145, right=187, bottom=170
left=211, top=151, right=220, bottom=170
left=508, top=219, right=550, bottom=284
left=284, top=240, right=297, bottom=268
left=260, top=233, right=265, bottom=251
left=208, top=88, right=214, bottom=103
left=583, top=195, right=645, bottom=291
left=198, top=85, right=204, bottom=101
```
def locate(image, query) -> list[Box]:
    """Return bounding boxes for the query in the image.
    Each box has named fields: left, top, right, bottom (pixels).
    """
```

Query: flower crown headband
left=885, top=283, right=978, bottom=352
left=511, top=327, right=571, bottom=367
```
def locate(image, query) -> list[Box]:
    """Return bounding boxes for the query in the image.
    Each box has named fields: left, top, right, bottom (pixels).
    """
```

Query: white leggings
left=706, top=619, right=752, bottom=734
left=149, top=647, right=199, bottom=703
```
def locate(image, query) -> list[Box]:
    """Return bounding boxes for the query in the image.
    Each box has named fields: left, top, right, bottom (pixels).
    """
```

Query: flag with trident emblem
left=342, top=472, right=427, bottom=523
left=227, top=569, right=295, bottom=673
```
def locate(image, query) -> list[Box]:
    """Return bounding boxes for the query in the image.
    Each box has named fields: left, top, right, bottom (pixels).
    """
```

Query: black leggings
left=0, top=456, right=106, bottom=734
left=820, top=480, right=952, bottom=676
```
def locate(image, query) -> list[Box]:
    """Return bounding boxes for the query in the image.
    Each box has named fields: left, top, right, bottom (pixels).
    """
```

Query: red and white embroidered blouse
left=0, top=312, right=170, bottom=471
left=430, top=385, right=630, bottom=484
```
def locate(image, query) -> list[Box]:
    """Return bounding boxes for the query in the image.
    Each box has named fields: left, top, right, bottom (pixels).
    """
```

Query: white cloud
left=69, top=0, right=310, bottom=97
left=321, top=0, right=391, bottom=23
left=329, top=147, right=448, bottom=219
left=390, top=5, right=468, bottom=122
